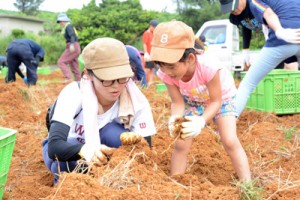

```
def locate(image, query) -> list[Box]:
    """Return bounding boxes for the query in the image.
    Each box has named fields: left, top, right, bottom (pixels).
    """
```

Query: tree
left=14, top=0, right=45, bottom=16
left=70, top=0, right=172, bottom=48
left=172, top=0, right=226, bottom=31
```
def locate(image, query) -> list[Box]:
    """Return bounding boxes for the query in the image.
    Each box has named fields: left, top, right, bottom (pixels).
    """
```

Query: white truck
left=194, top=19, right=259, bottom=73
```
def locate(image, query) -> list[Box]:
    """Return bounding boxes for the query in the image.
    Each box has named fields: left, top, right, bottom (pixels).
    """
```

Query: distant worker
left=142, top=19, right=159, bottom=86
left=5, top=39, right=44, bottom=86
left=198, top=35, right=208, bottom=51
left=57, top=13, right=81, bottom=82
left=125, top=45, right=147, bottom=88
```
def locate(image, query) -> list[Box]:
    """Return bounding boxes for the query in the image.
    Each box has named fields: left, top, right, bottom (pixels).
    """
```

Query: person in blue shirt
left=219, top=0, right=300, bottom=116
left=221, top=0, right=298, bottom=70
left=5, top=39, right=45, bottom=86
left=125, top=45, right=147, bottom=88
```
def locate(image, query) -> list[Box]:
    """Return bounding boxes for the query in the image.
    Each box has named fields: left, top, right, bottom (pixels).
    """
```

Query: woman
left=42, top=38, right=156, bottom=184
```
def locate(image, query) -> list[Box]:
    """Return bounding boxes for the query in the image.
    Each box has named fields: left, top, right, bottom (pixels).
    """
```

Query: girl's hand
left=181, top=116, right=206, bottom=139
left=168, top=115, right=182, bottom=138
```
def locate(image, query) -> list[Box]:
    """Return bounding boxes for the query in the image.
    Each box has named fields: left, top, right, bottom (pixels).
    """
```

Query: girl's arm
left=202, top=70, right=222, bottom=123
left=166, top=83, right=185, bottom=116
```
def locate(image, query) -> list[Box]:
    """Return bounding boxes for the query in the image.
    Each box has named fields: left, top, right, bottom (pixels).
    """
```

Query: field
left=1, top=70, right=300, bottom=199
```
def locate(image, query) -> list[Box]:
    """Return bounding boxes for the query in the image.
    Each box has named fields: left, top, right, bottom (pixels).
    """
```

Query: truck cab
left=195, top=19, right=243, bottom=72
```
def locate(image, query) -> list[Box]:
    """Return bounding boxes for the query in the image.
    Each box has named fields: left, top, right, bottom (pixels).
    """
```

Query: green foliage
left=176, top=0, right=227, bottom=31
left=1, top=0, right=264, bottom=64
left=278, top=126, right=300, bottom=141
left=232, top=177, right=265, bottom=200
left=39, top=35, right=65, bottom=65
left=14, top=0, right=45, bottom=16
left=11, top=29, right=25, bottom=38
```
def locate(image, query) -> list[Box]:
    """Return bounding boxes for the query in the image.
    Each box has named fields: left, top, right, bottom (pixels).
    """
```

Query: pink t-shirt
left=157, top=54, right=236, bottom=105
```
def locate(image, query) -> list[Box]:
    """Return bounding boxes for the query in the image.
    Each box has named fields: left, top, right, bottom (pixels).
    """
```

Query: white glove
left=181, top=116, right=205, bottom=139
left=242, top=49, right=250, bottom=69
left=168, top=115, right=182, bottom=138
left=144, top=52, right=150, bottom=62
left=275, top=28, right=300, bottom=44
left=80, top=144, right=113, bottom=164
left=69, top=44, right=75, bottom=53
left=79, top=144, right=95, bottom=162
left=262, top=24, right=269, bottom=40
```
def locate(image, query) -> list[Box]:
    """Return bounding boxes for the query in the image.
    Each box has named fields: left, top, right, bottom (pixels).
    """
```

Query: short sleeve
left=250, top=0, right=269, bottom=24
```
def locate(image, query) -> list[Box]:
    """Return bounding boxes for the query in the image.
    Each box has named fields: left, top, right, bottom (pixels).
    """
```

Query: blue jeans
left=42, top=121, right=129, bottom=185
left=236, top=44, right=300, bottom=116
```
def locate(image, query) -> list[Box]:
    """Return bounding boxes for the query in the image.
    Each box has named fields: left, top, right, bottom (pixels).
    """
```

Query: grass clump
left=278, top=126, right=300, bottom=141
left=232, top=177, right=265, bottom=200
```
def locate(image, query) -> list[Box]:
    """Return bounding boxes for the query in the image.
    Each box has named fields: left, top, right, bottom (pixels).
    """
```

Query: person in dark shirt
left=5, top=39, right=45, bottom=86
left=57, top=13, right=81, bottom=82
left=125, top=45, right=148, bottom=88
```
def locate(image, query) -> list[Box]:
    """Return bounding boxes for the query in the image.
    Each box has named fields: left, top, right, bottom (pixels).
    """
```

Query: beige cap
left=150, top=20, right=195, bottom=63
left=82, top=37, right=134, bottom=80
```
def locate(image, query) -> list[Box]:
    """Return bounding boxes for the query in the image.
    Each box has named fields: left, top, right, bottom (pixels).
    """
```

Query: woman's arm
left=48, top=121, right=83, bottom=161
left=263, top=8, right=282, bottom=32
left=263, top=7, right=300, bottom=44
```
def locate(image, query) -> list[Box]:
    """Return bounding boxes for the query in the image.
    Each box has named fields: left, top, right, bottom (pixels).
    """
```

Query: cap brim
left=221, top=0, right=238, bottom=14
left=150, top=46, right=185, bottom=63
left=92, top=64, right=134, bottom=80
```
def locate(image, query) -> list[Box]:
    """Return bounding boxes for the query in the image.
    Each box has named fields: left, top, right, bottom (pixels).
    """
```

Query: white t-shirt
left=52, top=81, right=156, bottom=145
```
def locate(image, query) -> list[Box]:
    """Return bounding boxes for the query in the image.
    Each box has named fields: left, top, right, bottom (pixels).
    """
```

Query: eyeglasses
left=94, top=75, right=130, bottom=87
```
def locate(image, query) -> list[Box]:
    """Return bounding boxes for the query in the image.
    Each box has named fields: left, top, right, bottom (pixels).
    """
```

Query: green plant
left=11, top=29, right=25, bottom=38
left=278, top=126, right=300, bottom=141
left=232, top=177, right=265, bottom=200
left=18, top=87, right=31, bottom=102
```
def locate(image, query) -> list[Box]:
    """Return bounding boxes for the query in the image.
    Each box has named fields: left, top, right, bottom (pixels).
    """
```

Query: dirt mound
left=1, top=71, right=300, bottom=199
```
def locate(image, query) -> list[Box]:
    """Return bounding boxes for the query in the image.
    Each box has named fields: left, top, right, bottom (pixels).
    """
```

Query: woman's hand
left=91, top=145, right=115, bottom=165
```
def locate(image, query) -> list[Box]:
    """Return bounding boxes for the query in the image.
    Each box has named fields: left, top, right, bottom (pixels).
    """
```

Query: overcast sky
left=0, top=0, right=176, bottom=13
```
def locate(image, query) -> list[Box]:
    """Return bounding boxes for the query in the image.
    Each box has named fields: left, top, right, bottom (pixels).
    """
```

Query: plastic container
left=156, top=83, right=167, bottom=92
left=1, top=67, right=8, bottom=76
left=241, top=69, right=300, bottom=114
left=0, top=127, right=17, bottom=199
left=37, top=67, right=51, bottom=75
left=78, top=54, right=84, bottom=72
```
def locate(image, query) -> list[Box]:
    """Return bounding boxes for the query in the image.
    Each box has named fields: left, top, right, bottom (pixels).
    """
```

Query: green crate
left=0, top=127, right=17, bottom=199
left=1, top=67, right=8, bottom=76
left=156, top=83, right=167, bottom=92
left=241, top=69, right=300, bottom=114
left=78, top=54, right=84, bottom=72
left=37, top=67, right=52, bottom=75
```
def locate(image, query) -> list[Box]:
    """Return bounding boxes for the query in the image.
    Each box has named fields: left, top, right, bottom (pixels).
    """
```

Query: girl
left=150, top=20, right=251, bottom=181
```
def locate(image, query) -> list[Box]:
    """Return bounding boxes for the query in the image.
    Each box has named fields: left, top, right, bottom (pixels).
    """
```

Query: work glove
left=79, top=144, right=114, bottom=164
left=144, top=52, right=150, bottom=62
left=242, top=49, right=250, bottom=70
left=262, top=24, right=269, bottom=40
left=168, top=115, right=182, bottom=138
left=275, top=28, right=300, bottom=44
left=91, top=145, right=115, bottom=166
left=23, top=77, right=28, bottom=85
left=69, top=44, right=75, bottom=53
left=181, top=116, right=205, bottom=139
